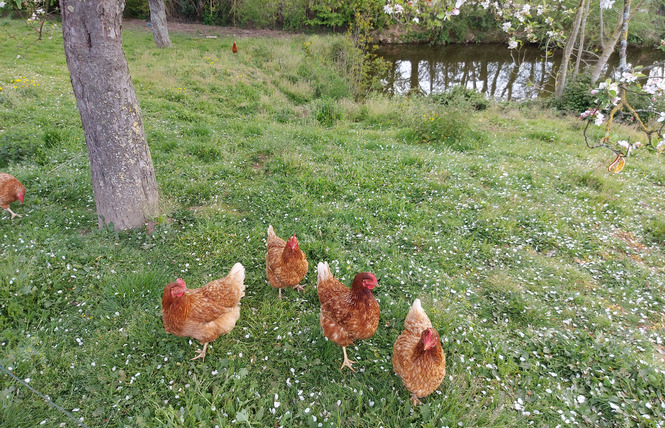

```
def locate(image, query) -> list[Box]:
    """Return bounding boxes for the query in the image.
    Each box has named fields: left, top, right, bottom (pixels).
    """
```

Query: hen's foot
left=5, top=208, right=21, bottom=219
left=340, top=347, right=356, bottom=372
left=278, top=289, right=283, bottom=299
left=294, top=284, right=304, bottom=292
left=410, top=393, right=422, bottom=406
left=191, top=343, right=209, bottom=362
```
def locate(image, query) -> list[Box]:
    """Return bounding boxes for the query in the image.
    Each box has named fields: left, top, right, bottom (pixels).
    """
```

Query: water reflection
left=377, top=44, right=665, bottom=101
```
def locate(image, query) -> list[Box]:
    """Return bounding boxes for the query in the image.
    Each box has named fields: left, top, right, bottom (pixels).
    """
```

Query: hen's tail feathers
left=227, top=263, right=246, bottom=296
left=268, top=225, right=275, bottom=238
left=317, top=261, right=332, bottom=285
left=404, top=298, right=432, bottom=331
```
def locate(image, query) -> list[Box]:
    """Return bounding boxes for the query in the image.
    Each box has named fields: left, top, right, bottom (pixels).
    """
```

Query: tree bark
left=555, top=0, right=586, bottom=98
left=598, top=0, right=605, bottom=51
left=60, top=0, right=160, bottom=230
left=573, top=0, right=590, bottom=79
left=617, top=0, right=631, bottom=73
left=590, top=0, right=642, bottom=84
left=149, top=0, right=172, bottom=48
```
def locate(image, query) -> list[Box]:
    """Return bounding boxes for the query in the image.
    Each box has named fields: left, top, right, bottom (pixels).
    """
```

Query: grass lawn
left=1, top=18, right=665, bottom=427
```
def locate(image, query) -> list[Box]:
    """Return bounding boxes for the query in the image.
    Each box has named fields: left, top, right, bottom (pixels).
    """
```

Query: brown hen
left=317, top=261, right=380, bottom=371
left=162, top=263, right=245, bottom=362
left=0, top=173, right=26, bottom=219
left=266, top=225, right=308, bottom=299
left=393, top=299, right=446, bottom=405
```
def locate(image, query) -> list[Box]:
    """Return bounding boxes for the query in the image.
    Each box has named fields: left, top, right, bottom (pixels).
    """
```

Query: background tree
left=60, top=0, right=160, bottom=230
left=555, top=0, right=587, bottom=98
left=149, top=0, right=172, bottom=48
left=590, top=0, right=645, bottom=84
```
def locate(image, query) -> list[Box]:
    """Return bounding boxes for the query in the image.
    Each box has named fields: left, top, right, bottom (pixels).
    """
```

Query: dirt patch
left=651, top=342, right=665, bottom=369
left=614, top=230, right=649, bottom=253
left=123, top=18, right=292, bottom=39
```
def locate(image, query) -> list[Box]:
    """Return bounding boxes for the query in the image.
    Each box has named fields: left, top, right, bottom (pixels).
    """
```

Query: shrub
left=551, top=72, right=595, bottom=114
left=430, top=86, right=489, bottom=111
left=313, top=98, right=342, bottom=127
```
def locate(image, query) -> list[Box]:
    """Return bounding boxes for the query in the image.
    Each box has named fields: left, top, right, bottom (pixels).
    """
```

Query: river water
left=377, top=44, right=665, bottom=101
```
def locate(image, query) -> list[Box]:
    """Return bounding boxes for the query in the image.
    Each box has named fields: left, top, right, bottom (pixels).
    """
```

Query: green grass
left=2, top=19, right=665, bottom=427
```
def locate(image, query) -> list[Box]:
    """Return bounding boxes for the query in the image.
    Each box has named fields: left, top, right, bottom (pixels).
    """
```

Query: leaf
left=608, top=154, right=625, bottom=173
left=19, top=284, right=36, bottom=295
left=236, top=408, right=249, bottom=423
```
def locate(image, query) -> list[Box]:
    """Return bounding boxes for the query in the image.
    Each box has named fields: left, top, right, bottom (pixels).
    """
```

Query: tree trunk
left=573, top=0, right=590, bottom=79
left=589, top=18, right=624, bottom=84
left=554, top=0, right=586, bottom=98
left=590, top=0, right=641, bottom=84
left=149, top=0, right=172, bottom=48
left=617, top=0, right=631, bottom=73
left=60, top=0, right=160, bottom=230
left=598, top=0, right=605, bottom=51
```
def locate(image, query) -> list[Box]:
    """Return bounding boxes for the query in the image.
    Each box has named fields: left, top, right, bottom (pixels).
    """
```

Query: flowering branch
left=0, top=0, right=59, bottom=58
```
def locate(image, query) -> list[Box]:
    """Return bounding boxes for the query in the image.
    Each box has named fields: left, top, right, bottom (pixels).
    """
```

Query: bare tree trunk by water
left=590, top=0, right=641, bottom=84
left=599, top=1, right=606, bottom=51
left=60, top=0, right=160, bottom=230
left=149, top=0, right=172, bottom=48
left=555, top=0, right=586, bottom=98
left=573, top=0, right=591, bottom=79
left=617, top=0, right=631, bottom=73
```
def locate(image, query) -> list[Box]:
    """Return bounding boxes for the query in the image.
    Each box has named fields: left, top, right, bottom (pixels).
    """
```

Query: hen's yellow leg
left=340, top=346, right=356, bottom=372
left=191, top=342, right=208, bottom=362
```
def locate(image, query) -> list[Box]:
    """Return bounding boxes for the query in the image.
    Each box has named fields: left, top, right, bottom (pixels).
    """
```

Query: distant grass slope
left=1, top=19, right=665, bottom=427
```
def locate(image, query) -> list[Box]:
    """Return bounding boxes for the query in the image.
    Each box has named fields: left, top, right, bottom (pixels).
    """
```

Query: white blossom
left=621, top=72, right=638, bottom=83
left=657, top=139, right=665, bottom=152
left=600, top=0, right=615, bottom=9
left=594, top=112, right=605, bottom=126
left=616, top=140, right=630, bottom=150
left=514, top=398, right=524, bottom=411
